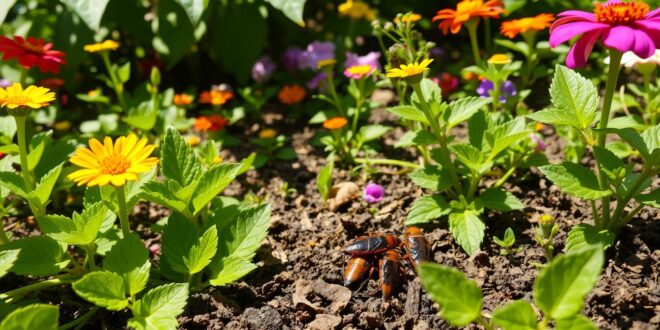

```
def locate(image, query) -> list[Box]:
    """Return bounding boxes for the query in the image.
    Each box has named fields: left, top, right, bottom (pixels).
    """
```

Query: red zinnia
left=0, top=36, right=66, bottom=74
left=194, top=115, right=228, bottom=132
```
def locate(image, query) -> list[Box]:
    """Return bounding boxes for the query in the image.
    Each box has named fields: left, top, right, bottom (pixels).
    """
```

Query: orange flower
left=199, top=90, right=233, bottom=106
left=194, top=115, right=228, bottom=132
left=38, top=78, right=65, bottom=89
left=433, top=0, right=506, bottom=35
left=500, top=13, right=555, bottom=39
left=323, top=117, right=348, bottom=130
left=174, top=93, right=194, bottom=107
left=278, top=85, right=306, bottom=105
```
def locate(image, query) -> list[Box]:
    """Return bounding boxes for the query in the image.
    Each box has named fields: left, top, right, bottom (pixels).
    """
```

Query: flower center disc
left=100, top=155, right=130, bottom=175
left=595, top=1, right=649, bottom=24
left=21, top=42, right=45, bottom=55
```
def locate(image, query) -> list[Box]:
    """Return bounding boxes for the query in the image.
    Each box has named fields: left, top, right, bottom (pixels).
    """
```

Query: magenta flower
left=549, top=0, right=660, bottom=68
left=251, top=55, right=276, bottom=84
left=344, top=51, right=381, bottom=71
left=363, top=183, right=385, bottom=203
left=529, top=133, right=547, bottom=152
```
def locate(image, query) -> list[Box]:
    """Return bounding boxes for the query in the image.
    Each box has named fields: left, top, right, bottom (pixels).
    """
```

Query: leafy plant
left=493, top=227, right=522, bottom=257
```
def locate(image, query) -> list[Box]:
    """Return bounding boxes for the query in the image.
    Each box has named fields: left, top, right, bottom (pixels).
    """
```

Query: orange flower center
left=20, top=41, right=45, bottom=55
left=100, top=154, right=130, bottom=175
left=6, top=95, right=32, bottom=105
left=595, top=1, right=649, bottom=24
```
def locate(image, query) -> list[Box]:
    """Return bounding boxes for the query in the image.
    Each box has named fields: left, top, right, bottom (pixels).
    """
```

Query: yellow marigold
left=323, top=116, right=348, bottom=130
left=68, top=134, right=158, bottom=187
left=344, top=64, right=375, bottom=79
left=395, top=13, right=422, bottom=24
left=188, top=136, right=201, bottom=146
left=259, top=129, right=277, bottom=139
left=433, top=0, right=506, bottom=35
left=0, top=83, right=55, bottom=110
left=174, top=93, right=194, bottom=107
left=278, top=85, right=306, bottom=105
left=317, top=58, right=337, bottom=69
left=488, top=53, right=511, bottom=65
left=500, top=14, right=555, bottom=39
left=84, top=40, right=119, bottom=53
left=199, top=90, right=233, bottom=106
left=338, top=0, right=376, bottom=21
left=386, top=58, right=433, bottom=79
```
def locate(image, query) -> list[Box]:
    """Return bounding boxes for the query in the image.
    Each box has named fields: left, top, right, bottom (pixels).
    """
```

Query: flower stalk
left=115, top=185, right=131, bottom=237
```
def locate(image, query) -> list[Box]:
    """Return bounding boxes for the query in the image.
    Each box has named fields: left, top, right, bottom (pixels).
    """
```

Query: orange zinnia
left=194, top=115, right=228, bottom=132
left=323, top=117, right=348, bottom=130
left=278, top=85, right=306, bottom=105
left=433, top=0, right=506, bottom=35
left=500, top=13, right=554, bottom=39
left=199, top=90, right=233, bottom=106
left=174, top=93, right=193, bottom=107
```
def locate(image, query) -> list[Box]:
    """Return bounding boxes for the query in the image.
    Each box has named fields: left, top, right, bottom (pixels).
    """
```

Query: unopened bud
left=538, top=214, right=555, bottom=238
left=150, top=67, right=161, bottom=87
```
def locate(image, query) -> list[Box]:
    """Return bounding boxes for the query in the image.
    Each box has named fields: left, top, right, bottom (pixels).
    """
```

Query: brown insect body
left=403, top=227, right=431, bottom=267
left=379, top=249, right=402, bottom=300
left=343, top=256, right=374, bottom=287
left=343, top=234, right=400, bottom=255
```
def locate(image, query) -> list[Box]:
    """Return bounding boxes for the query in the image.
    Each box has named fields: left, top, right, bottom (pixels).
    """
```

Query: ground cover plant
left=0, top=0, right=657, bottom=329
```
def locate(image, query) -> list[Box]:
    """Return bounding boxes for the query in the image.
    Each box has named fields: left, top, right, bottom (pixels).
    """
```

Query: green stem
left=0, top=276, right=78, bottom=303
left=609, top=170, right=651, bottom=228
left=354, top=157, right=421, bottom=169
left=101, top=52, right=128, bottom=113
left=466, top=20, right=482, bottom=66
left=596, top=49, right=622, bottom=228
left=494, top=166, right=517, bottom=189
left=325, top=70, right=345, bottom=117
left=351, top=79, right=365, bottom=133
left=14, top=115, right=34, bottom=191
left=591, top=200, right=601, bottom=228
left=491, top=79, right=502, bottom=112
left=616, top=203, right=644, bottom=229
left=115, top=185, right=131, bottom=237
left=466, top=172, right=480, bottom=201
left=59, top=307, right=100, bottom=330
left=484, top=18, right=492, bottom=53
left=84, top=244, right=97, bottom=271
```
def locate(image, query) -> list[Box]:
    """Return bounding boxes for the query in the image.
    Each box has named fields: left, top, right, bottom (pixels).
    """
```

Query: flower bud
left=538, top=214, right=555, bottom=238
left=150, top=67, right=161, bottom=87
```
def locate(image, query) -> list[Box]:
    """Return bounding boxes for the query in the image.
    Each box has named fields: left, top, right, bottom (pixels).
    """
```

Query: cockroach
left=379, top=249, right=403, bottom=300
left=402, top=227, right=431, bottom=268
left=343, top=256, right=375, bottom=287
left=344, top=234, right=400, bottom=256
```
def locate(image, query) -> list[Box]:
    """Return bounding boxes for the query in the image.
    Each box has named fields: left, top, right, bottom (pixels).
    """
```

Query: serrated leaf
left=39, top=202, right=109, bottom=246
left=27, top=163, right=62, bottom=210
left=104, top=233, right=151, bottom=296
left=449, top=143, right=491, bottom=174
left=0, top=249, right=19, bottom=278
left=395, top=130, right=436, bottom=148
left=73, top=271, right=128, bottom=310
left=412, top=78, right=442, bottom=105
left=448, top=211, right=485, bottom=255
left=174, top=0, right=207, bottom=25
left=0, top=304, right=58, bottom=330
left=484, top=117, right=530, bottom=160
left=555, top=315, right=598, bottom=330
left=405, top=194, right=451, bottom=225
left=492, top=300, right=537, bottom=330
left=191, top=163, right=242, bottom=215
left=0, top=236, right=68, bottom=276
left=418, top=263, right=483, bottom=326
left=207, top=256, right=258, bottom=286
left=534, top=247, right=604, bottom=319
left=128, top=283, right=189, bottom=330
left=445, top=97, right=490, bottom=129
left=265, top=0, right=306, bottom=26
left=162, top=214, right=200, bottom=275
left=539, top=163, right=612, bottom=200
left=565, top=224, right=615, bottom=254
left=593, top=146, right=624, bottom=174
left=184, top=225, right=218, bottom=275
left=140, top=181, right=187, bottom=214
left=408, top=166, right=452, bottom=192
left=479, top=188, right=524, bottom=212
left=0, top=171, right=28, bottom=198
left=62, top=0, right=110, bottom=31
left=126, top=167, right=157, bottom=208
left=385, top=105, right=429, bottom=124
left=358, top=125, right=391, bottom=142
left=161, top=127, right=202, bottom=187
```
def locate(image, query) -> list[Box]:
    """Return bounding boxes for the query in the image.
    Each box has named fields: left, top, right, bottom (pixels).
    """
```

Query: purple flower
left=307, top=72, right=328, bottom=91
left=363, top=183, right=385, bottom=203
left=282, top=47, right=304, bottom=73
left=299, top=41, right=336, bottom=70
left=344, top=51, right=381, bottom=71
left=251, top=55, right=276, bottom=84
left=530, top=133, right=547, bottom=152
left=476, top=80, right=517, bottom=102
left=0, top=79, right=11, bottom=88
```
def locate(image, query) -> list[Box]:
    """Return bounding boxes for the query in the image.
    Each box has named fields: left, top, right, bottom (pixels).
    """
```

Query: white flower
left=604, top=50, right=660, bottom=68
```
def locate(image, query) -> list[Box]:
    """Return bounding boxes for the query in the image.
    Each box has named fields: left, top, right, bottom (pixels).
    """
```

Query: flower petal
left=566, top=30, right=600, bottom=69
left=550, top=21, right=607, bottom=47
left=602, top=26, right=635, bottom=53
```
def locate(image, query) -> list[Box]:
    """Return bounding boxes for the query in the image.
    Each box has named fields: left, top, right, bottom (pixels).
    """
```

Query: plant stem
left=354, top=157, right=421, bottom=169
left=84, top=244, right=97, bottom=271
left=59, top=307, right=100, bottom=330
left=351, top=79, right=365, bottom=133
left=101, top=52, right=128, bottom=113
left=466, top=20, right=482, bottom=66
left=596, top=49, right=622, bottom=228
left=13, top=115, right=34, bottom=191
left=609, top=170, right=651, bottom=229
left=0, top=276, right=78, bottom=303
left=115, top=185, right=131, bottom=237
left=325, top=69, right=345, bottom=117
left=591, top=200, right=601, bottom=228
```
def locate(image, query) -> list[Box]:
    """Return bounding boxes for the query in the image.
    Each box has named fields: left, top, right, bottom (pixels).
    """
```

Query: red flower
left=194, top=115, right=228, bottom=132
left=0, top=36, right=66, bottom=74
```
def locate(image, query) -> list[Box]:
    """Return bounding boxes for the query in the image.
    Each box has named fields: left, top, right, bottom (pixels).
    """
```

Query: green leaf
left=484, top=117, right=530, bottom=160
left=317, top=159, right=334, bottom=201
left=418, top=263, right=483, bottom=326
left=39, top=202, right=109, bottom=246
left=445, top=97, right=490, bottom=129
left=174, top=0, right=207, bottom=25
left=184, top=225, right=218, bottom=275
left=358, top=125, right=391, bottom=142
left=191, top=163, right=242, bottom=215
left=405, top=194, right=451, bottom=225
left=206, top=256, right=258, bottom=287
left=73, top=271, right=128, bottom=310
left=479, top=188, right=524, bottom=212
left=529, top=65, right=598, bottom=130
left=385, top=105, right=429, bottom=124
left=593, top=146, right=624, bottom=175
left=449, top=143, right=491, bottom=174
left=62, top=0, right=110, bottom=31
left=124, top=102, right=157, bottom=131
left=27, top=163, right=63, bottom=209
left=0, top=249, right=19, bottom=278
left=0, top=304, right=58, bottom=330
left=27, top=131, right=50, bottom=172
left=161, top=214, right=200, bottom=274
left=449, top=211, right=485, bottom=255
left=161, top=127, right=202, bottom=187
left=408, top=166, right=452, bottom=192
left=395, top=130, right=436, bottom=148
left=412, top=78, right=442, bottom=105
left=0, top=171, right=28, bottom=198
left=126, top=167, right=157, bottom=208
left=208, top=204, right=270, bottom=286
left=140, top=181, right=187, bottom=214
left=565, top=224, right=615, bottom=254
left=265, top=0, right=306, bottom=26
left=117, top=62, right=131, bottom=83
left=539, top=163, right=612, bottom=200
left=0, top=0, right=17, bottom=26
left=275, top=148, right=297, bottom=160
left=636, top=189, right=660, bottom=208
left=1, top=236, right=68, bottom=276
left=492, top=300, right=537, bottom=330
left=534, top=247, right=604, bottom=319
left=103, top=233, right=151, bottom=296
left=555, top=315, right=598, bottom=330
left=128, top=283, right=189, bottom=330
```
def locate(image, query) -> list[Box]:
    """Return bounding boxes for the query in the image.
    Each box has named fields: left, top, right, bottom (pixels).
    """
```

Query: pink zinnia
left=0, top=36, right=66, bottom=74
left=549, top=0, right=660, bottom=69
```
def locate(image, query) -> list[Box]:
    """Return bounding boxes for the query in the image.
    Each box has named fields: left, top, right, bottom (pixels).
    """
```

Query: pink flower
left=549, top=0, right=660, bottom=68
left=530, top=133, right=546, bottom=152
left=344, top=51, right=381, bottom=71
left=363, top=183, right=385, bottom=203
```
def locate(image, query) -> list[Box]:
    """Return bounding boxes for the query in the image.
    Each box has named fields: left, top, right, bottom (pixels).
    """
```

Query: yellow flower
left=338, top=0, right=376, bottom=21
left=68, top=134, right=158, bottom=187
left=344, top=64, right=375, bottom=79
left=394, top=13, right=422, bottom=24
left=54, top=121, right=72, bottom=131
left=188, top=136, right=201, bottom=146
left=84, top=40, right=119, bottom=53
left=488, top=54, right=511, bottom=65
left=259, top=129, right=277, bottom=139
left=535, top=123, right=544, bottom=132
left=317, top=59, right=337, bottom=69
left=0, top=83, right=55, bottom=110
left=213, top=156, right=223, bottom=164
left=386, top=58, right=433, bottom=79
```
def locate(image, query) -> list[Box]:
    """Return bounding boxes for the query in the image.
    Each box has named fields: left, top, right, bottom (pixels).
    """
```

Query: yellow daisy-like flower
left=83, top=40, right=119, bottom=53
left=386, top=59, right=434, bottom=79
left=344, top=64, right=375, bottom=79
left=0, top=83, right=55, bottom=110
left=488, top=54, right=511, bottom=65
left=338, top=0, right=376, bottom=21
left=68, top=134, right=158, bottom=187
left=259, top=129, right=277, bottom=139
